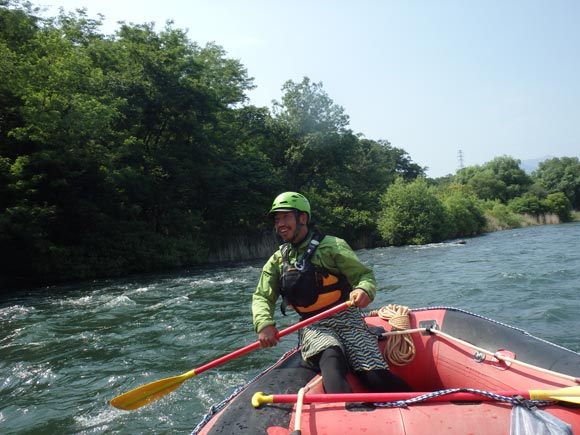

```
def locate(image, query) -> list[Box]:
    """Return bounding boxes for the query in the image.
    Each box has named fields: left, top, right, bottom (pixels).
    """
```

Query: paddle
left=252, top=385, right=580, bottom=407
left=110, top=301, right=352, bottom=411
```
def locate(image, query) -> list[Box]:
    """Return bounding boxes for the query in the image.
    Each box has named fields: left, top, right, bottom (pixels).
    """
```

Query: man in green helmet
left=252, top=192, right=411, bottom=393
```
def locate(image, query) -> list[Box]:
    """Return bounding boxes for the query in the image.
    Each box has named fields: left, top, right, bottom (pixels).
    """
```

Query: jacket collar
left=292, top=230, right=314, bottom=249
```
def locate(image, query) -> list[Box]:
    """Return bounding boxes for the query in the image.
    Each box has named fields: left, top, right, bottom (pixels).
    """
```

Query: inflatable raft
left=192, top=306, right=580, bottom=435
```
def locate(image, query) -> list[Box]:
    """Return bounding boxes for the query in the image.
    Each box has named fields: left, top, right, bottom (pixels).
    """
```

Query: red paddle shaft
left=261, top=391, right=533, bottom=404
left=193, top=301, right=352, bottom=376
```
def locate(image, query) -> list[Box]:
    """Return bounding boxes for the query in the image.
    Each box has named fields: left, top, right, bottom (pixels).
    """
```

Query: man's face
left=273, top=211, right=306, bottom=242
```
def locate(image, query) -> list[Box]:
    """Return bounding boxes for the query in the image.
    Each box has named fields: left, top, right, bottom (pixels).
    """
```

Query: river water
left=1, top=223, right=580, bottom=434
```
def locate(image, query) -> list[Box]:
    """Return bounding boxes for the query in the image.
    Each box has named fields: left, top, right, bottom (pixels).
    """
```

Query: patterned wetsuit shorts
left=300, top=307, right=388, bottom=372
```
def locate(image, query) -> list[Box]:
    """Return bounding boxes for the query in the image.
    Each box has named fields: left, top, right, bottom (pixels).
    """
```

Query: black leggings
left=356, top=368, right=412, bottom=392
left=309, top=346, right=412, bottom=394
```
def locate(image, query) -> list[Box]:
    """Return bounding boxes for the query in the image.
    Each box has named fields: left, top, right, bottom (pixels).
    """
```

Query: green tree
left=455, top=156, right=531, bottom=202
left=0, top=4, right=264, bottom=284
left=481, top=200, right=522, bottom=231
left=544, top=192, right=572, bottom=222
left=273, top=77, right=350, bottom=136
left=0, top=4, right=126, bottom=282
left=437, top=183, right=486, bottom=238
left=358, top=139, right=424, bottom=183
left=508, top=195, right=549, bottom=217
left=0, top=2, right=447, bottom=287
left=271, top=79, right=425, bottom=245
left=485, top=155, right=531, bottom=199
left=271, top=78, right=361, bottom=237
left=507, top=197, right=552, bottom=227
left=272, top=77, right=354, bottom=191
left=532, top=157, right=580, bottom=209
left=467, top=171, right=507, bottom=201
left=378, top=177, right=452, bottom=246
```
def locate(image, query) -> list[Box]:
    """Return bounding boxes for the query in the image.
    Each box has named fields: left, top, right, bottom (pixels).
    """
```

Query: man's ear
left=299, top=212, right=309, bottom=225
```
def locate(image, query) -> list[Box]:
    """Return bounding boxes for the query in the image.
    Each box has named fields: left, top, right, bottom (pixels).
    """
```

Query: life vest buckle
left=293, top=260, right=305, bottom=271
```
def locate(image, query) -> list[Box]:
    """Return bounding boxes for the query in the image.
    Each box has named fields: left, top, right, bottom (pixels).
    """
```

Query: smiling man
left=252, top=192, right=411, bottom=394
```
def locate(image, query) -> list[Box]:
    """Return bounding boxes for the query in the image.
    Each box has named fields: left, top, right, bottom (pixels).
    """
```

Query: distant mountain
left=520, top=156, right=554, bottom=174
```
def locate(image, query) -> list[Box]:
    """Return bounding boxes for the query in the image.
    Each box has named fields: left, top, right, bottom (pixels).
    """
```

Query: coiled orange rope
left=369, top=304, right=416, bottom=366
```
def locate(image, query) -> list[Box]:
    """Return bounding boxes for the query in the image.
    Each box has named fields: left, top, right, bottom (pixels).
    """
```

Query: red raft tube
left=193, top=306, right=580, bottom=435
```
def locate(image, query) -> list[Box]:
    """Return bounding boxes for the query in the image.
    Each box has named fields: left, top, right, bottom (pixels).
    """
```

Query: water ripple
left=1, top=223, right=579, bottom=434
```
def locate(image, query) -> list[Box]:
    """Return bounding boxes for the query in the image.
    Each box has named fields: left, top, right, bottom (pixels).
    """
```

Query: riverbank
left=2, top=211, right=578, bottom=292
left=485, top=210, right=580, bottom=232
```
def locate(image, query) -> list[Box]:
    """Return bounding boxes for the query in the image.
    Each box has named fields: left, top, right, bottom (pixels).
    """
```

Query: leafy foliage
left=532, top=157, right=580, bottom=209
left=455, top=156, right=531, bottom=202
left=481, top=201, right=522, bottom=231
left=377, top=178, right=452, bottom=245
left=544, top=192, right=572, bottom=222
left=269, top=78, right=425, bottom=246
left=436, top=183, right=486, bottom=238
left=1, top=2, right=577, bottom=288
left=0, top=3, right=427, bottom=286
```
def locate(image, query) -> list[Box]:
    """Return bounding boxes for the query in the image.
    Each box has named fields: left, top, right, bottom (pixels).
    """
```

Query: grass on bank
left=485, top=206, right=580, bottom=233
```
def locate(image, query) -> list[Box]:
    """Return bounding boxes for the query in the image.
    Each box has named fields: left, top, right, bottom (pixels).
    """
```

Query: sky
left=37, top=0, right=580, bottom=178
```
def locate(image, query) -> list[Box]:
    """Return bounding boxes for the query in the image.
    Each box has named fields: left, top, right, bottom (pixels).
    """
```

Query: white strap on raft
left=293, top=376, right=323, bottom=434
left=372, top=306, right=580, bottom=385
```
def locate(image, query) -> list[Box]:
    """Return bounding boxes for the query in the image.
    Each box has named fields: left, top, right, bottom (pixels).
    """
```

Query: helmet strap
left=290, top=210, right=307, bottom=244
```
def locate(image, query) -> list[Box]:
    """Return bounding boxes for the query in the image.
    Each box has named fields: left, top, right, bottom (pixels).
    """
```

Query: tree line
left=380, top=156, right=579, bottom=246
left=1, top=1, right=579, bottom=288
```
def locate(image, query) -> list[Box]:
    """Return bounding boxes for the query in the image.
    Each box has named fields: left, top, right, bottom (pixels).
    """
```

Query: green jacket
left=252, top=232, right=376, bottom=333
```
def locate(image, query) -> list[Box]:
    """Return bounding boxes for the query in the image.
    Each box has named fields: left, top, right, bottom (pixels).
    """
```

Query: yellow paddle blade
left=109, top=302, right=353, bottom=411
left=110, top=370, right=196, bottom=411
left=529, top=386, right=580, bottom=404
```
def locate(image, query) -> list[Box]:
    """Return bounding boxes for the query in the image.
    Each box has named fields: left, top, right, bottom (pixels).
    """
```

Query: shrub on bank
left=437, top=184, right=486, bottom=238
left=377, top=178, right=489, bottom=245
left=507, top=192, right=572, bottom=224
left=482, top=201, right=522, bottom=232
left=377, top=178, right=452, bottom=245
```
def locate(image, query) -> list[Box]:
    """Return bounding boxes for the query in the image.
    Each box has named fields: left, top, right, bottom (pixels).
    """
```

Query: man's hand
left=349, top=288, right=371, bottom=308
left=258, top=325, right=279, bottom=348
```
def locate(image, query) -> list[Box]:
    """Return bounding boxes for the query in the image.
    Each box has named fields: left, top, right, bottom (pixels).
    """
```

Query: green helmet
left=268, top=192, right=311, bottom=219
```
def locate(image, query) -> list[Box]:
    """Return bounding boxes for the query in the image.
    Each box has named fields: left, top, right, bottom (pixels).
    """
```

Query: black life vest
left=279, top=234, right=352, bottom=318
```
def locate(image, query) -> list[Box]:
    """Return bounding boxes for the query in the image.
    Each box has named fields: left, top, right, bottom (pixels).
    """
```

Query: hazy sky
left=39, top=0, right=579, bottom=177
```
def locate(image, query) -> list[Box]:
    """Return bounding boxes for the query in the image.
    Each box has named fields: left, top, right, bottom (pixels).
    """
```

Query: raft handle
left=419, top=320, right=439, bottom=335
